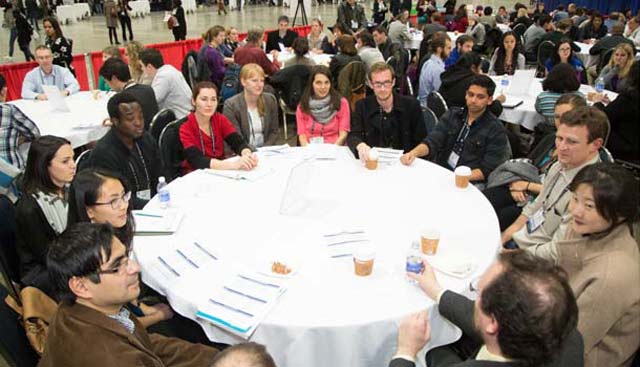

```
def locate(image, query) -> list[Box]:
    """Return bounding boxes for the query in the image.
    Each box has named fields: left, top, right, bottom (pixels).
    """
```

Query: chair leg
left=282, top=112, right=288, bottom=141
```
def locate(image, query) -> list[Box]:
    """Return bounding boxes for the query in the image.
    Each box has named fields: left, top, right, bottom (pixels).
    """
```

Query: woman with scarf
left=15, top=136, right=76, bottom=296
left=296, top=65, right=350, bottom=146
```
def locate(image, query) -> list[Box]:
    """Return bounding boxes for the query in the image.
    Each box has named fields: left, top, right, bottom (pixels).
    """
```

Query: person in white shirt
left=388, top=10, right=411, bottom=44
left=356, top=31, right=385, bottom=71
left=21, top=46, right=80, bottom=100
left=138, top=48, right=192, bottom=119
left=624, top=15, right=640, bottom=47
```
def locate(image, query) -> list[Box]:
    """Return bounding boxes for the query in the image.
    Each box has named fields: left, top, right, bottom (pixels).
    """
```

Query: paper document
left=502, top=96, right=524, bottom=108
left=375, top=148, right=404, bottom=165
left=205, top=165, right=274, bottom=182
left=133, top=210, right=184, bottom=235
left=324, top=230, right=370, bottom=258
left=42, top=85, right=70, bottom=112
left=507, top=70, right=536, bottom=96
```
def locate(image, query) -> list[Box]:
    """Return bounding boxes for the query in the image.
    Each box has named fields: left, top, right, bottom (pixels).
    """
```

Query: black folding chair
left=421, top=106, right=438, bottom=135
left=74, top=148, right=93, bottom=173
left=158, top=118, right=187, bottom=181
left=426, top=91, right=448, bottom=119
left=149, top=108, right=177, bottom=143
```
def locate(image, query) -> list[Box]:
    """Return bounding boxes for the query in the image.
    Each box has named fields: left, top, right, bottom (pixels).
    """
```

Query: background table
left=55, top=5, right=76, bottom=24
left=492, top=76, right=618, bottom=131
left=129, top=0, right=151, bottom=17
left=8, top=91, right=111, bottom=148
left=405, top=31, right=459, bottom=51
left=73, top=3, right=91, bottom=19
left=182, top=0, right=197, bottom=13
left=134, top=147, right=501, bottom=367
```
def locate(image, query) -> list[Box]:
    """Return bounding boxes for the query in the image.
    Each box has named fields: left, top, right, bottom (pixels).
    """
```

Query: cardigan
left=222, top=92, right=279, bottom=148
left=39, top=302, right=218, bottom=367
left=296, top=97, right=350, bottom=144
left=557, top=225, right=640, bottom=367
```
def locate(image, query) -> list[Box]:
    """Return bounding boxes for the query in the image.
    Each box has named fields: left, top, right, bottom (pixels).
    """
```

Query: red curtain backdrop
left=2, top=25, right=311, bottom=102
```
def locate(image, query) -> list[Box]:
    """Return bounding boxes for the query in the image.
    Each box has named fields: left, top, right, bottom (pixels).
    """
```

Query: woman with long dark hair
left=43, top=16, right=75, bottom=75
left=15, top=136, right=76, bottom=295
left=296, top=65, right=350, bottom=146
left=545, top=38, right=585, bottom=82
left=489, top=31, right=525, bottom=75
left=451, top=4, right=468, bottom=32
left=535, top=63, right=582, bottom=123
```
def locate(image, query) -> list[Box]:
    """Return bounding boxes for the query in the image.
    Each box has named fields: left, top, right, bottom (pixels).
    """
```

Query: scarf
left=33, top=190, right=68, bottom=235
left=309, top=96, right=337, bottom=124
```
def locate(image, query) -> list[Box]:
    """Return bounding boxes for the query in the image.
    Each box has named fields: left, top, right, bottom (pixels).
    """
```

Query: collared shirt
left=0, top=103, right=40, bottom=169
left=21, top=65, right=80, bottom=100
left=476, top=346, right=512, bottom=362
left=107, top=307, right=136, bottom=334
left=418, top=54, right=445, bottom=105
left=151, top=64, right=192, bottom=119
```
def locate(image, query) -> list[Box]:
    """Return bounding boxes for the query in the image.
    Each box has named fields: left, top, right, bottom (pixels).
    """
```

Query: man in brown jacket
left=39, top=222, right=218, bottom=367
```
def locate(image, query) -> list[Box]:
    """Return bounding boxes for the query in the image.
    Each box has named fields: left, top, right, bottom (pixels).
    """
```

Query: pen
left=237, top=274, right=280, bottom=288
left=223, top=286, right=267, bottom=303
left=158, top=256, right=180, bottom=276
left=176, top=249, right=198, bottom=268
left=331, top=253, right=353, bottom=258
left=209, top=299, right=254, bottom=318
left=194, top=242, right=218, bottom=260
left=326, top=239, right=370, bottom=247
left=134, top=212, right=163, bottom=218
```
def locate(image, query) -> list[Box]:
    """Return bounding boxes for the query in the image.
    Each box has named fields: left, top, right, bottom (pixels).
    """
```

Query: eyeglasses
left=468, top=276, right=481, bottom=293
left=94, top=192, right=132, bottom=210
left=559, top=47, right=571, bottom=52
left=371, top=80, right=394, bottom=89
left=96, top=251, right=134, bottom=276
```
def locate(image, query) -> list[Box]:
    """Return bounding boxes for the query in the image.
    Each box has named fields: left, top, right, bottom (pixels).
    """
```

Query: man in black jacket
left=265, top=15, right=299, bottom=53
left=388, top=250, right=583, bottom=367
left=401, top=75, right=510, bottom=185
left=347, top=63, right=427, bottom=162
left=89, top=92, right=165, bottom=209
left=99, top=58, right=159, bottom=130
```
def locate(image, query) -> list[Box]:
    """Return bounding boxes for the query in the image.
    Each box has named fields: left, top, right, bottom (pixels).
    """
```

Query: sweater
left=222, top=92, right=280, bottom=148
left=150, top=65, right=192, bottom=119
left=296, top=97, right=351, bottom=144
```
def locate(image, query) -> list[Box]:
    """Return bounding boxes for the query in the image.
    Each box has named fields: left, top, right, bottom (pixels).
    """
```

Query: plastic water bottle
left=406, top=241, right=424, bottom=282
left=595, top=77, right=605, bottom=93
left=499, top=75, right=510, bottom=94
left=157, top=176, right=170, bottom=209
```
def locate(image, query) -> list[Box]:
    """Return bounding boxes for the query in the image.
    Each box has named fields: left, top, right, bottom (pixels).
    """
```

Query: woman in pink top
left=296, top=65, right=350, bottom=146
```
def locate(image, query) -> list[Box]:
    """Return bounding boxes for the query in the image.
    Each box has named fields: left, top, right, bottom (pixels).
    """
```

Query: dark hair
left=484, top=6, right=492, bottom=15
left=291, top=37, right=310, bottom=58
left=138, top=48, right=164, bottom=69
left=557, top=4, right=564, bottom=11
left=591, top=11, right=604, bottom=22
left=621, top=60, right=639, bottom=98
left=173, top=0, right=182, bottom=7
left=455, top=34, right=474, bottom=48
left=559, top=106, right=607, bottom=143
left=555, top=93, right=586, bottom=108
left=454, top=51, right=481, bottom=69
left=537, top=14, right=551, bottom=26
left=299, top=65, right=342, bottom=114
left=331, top=23, right=349, bottom=36
left=568, top=162, right=639, bottom=237
left=455, top=4, right=466, bottom=19
left=99, top=58, right=132, bottom=82
left=210, top=342, right=276, bottom=367
left=277, top=15, right=290, bottom=24
left=47, top=223, right=116, bottom=304
left=498, top=5, right=506, bottom=11
left=480, top=250, right=578, bottom=367
left=468, top=74, right=496, bottom=96
left=23, top=135, right=72, bottom=195
left=107, top=92, right=141, bottom=120
left=336, top=35, right=357, bottom=56
left=493, top=31, right=523, bottom=75
left=542, top=63, right=580, bottom=93
left=549, top=38, right=577, bottom=68
left=67, top=169, right=135, bottom=248
left=356, top=31, right=376, bottom=48
left=556, top=18, right=573, bottom=31
left=0, top=74, right=5, bottom=90
left=191, top=81, right=218, bottom=100
left=43, top=16, right=63, bottom=39
left=372, top=26, right=387, bottom=35
left=430, top=32, right=451, bottom=54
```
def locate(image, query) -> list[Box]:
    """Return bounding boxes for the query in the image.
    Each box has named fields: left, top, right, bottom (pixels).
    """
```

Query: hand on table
left=36, top=94, right=48, bottom=101
left=234, top=150, right=259, bottom=170
left=400, top=151, right=416, bottom=166
left=356, top=143, right=371, bottom=163
left=407, top=260, right=443, bottom=301
left=495, top=94, right=506, bottom=103
left=396, top=310, right=431, bottom=358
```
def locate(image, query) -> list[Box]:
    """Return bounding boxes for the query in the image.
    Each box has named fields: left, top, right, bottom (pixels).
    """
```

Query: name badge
left=351, top=20, right=358, bottom=29
left=310, top=136, right=325, bottom=144
left=526, top=209, right=545, bottom=234
left=137, top=189, right=151, bottom=201
left=447, top=151, right=460, bottom=169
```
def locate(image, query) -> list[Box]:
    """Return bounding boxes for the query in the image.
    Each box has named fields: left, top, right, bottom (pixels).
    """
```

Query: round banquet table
left=133, top=147, right=501, bottom=367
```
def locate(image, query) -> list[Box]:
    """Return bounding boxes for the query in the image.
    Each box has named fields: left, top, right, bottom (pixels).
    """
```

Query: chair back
left=74, top=149, right=92, bottom=173
left=337, top=60, right=367, bottom=111
left=426, top=91, right=448, bottom=119
left=598, top=146, right=614, bottom=163
left=0, top=285, right=39, bottom=367
left=159, top=117, right=187, bottom=181
left=597, top=48, right=614, bottom=75
left=513, top=23, right=527, bottom=37
left=421, top=106, right=438, bottom=135
left=269, top=64, right=311, bottom=111
left=149, top=108, right=177, bottom=142
left=537, top=40, right=555, bottom=71
left=0, top=195, right=21, bottom=301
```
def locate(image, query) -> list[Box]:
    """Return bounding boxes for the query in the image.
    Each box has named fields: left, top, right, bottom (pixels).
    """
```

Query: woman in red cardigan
left=179, top=81, right=258, bottom=173
left=295, top=65, right=350, bottom=146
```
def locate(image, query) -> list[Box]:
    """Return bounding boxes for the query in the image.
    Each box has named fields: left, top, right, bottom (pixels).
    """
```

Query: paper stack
left=133, top=209, right=184, bottom=235
left=324, top=229, right=369, bottom=259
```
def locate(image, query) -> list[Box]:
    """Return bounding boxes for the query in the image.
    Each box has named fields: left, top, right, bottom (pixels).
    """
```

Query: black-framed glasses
left=96, top=251, right=133, bottom=276
left=371, top=80, right=394, bottom=89
left=94, top=192, right=132, bottom=210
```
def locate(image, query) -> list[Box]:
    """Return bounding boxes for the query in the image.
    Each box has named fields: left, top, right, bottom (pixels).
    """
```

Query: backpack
left=219, top=63, right=242, bottom=102
left=181, top=50, right=200, bottom=88
left=195, top=47, right=212, bottom=83
left=337, top=61, right=367, bottom=111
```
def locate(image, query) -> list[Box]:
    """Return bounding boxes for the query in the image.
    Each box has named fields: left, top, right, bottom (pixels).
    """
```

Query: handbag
left=5, top=287, right=59, bottom=355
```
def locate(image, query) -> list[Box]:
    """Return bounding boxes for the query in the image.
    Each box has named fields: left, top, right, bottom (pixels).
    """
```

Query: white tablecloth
left=183, top=0, right=196, bottom=12
left=134, top=147, right=501, bottom=367
left=269, top=52, right=332, bottom=67
left=56, top=5, right=76, bottom=24
left=492, top=76, right=618, bottom=130
left=129, top=0, right=151, bottom=17
left=8, top=91, right=111, bottom=148
left=73, top=3, right=91, bottom=19
left=405, top=31, right=459, bottom=51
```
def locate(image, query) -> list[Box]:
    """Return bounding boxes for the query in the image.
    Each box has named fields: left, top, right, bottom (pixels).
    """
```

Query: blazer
left=39, top=302, right=218, bottom=367
left=265, top=29, right=299, bottom=53
left=222, top=92, right=280, bottom=148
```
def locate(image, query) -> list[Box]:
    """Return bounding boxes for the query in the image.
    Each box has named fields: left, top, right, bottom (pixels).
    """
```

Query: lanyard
left=247, top=110, right=261, bottom=145
left=452, top=117, right=471, bottom=155
left=541, top=170, right=568, bottom=213
left=197, top=119, right=216, bottom=158
left=128, top=142, right=150, bottom=191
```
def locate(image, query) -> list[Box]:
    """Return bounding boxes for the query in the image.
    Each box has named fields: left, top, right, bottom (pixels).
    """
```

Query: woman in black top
left=117, top=0, right=134, bottom=42
left=43, top=17, right=75, bottom=75
left=171, top=0, right=187, bottom=41
left=15, top=136, right=76, bottom=296
left=14, top=10, right=35, bottom=61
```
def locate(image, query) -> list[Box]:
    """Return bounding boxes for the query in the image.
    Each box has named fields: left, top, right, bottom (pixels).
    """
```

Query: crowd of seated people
left=1, top=4, right=640, bottom=366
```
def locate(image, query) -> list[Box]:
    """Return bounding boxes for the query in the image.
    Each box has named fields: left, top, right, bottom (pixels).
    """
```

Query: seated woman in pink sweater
left=295, top=65, right=350, bottom=146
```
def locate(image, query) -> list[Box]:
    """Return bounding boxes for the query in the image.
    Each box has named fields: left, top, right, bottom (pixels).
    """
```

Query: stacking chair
left=74, top=149, right=93, bottom=173
left=158, top=117, right=187, bottom=181
left=149, top=108, right=177, bottom=143
left=421, top=106, right=438, bottom=135
left=536, top=40, right=555, bottom=76
left=512, top=23, right=527, bottom=38
left=426, top=91, right=448, bottom=119
left=596, top=48, right=614, bottom=76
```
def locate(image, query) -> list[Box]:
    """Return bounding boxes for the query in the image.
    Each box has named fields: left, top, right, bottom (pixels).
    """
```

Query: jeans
left=8, top=27, right=18, bottom=57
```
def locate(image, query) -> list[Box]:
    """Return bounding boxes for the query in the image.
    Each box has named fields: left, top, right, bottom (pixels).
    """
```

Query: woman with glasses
left=545, top=38, right=585, bottom=82
left=67, top=169, right=173, bottom=328
left=296, top=65, right=350, bottom=146
left=15, top=136, right=76, bottom=296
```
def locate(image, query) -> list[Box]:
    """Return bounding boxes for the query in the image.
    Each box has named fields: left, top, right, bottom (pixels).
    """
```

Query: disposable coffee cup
left=455, top=166, right=472, bottom=189
left=365, top=148, right=379, bottom=170
left=420, top=229, right=440, bottom=255
left=91, top=89, right=100, bottom=100
left=353, top=248, right=375, bottom=276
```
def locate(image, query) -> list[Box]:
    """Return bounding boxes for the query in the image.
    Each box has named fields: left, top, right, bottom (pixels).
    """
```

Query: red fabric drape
left=0, top=61, right=37, bottom=101
left=71, top=54, right=90, bottom=91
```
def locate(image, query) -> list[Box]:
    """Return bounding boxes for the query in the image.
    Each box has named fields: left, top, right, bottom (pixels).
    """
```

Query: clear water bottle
left=595, top=77, right=605, bottom=93
left=157, top=176, right=170, bottom=209
left=406, top=240, right=424, bottom=282
left=499, top=75, right=510, bottom=94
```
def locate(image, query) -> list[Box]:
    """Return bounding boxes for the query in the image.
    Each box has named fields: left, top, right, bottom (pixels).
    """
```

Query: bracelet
left=525, top=182, right=530, bottom=191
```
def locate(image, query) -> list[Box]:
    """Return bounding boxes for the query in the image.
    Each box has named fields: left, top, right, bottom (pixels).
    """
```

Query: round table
left=133, top=147, right=501, bottom=367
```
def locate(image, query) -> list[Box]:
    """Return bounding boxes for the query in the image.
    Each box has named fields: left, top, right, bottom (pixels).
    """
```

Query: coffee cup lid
left=354, top=247, right=375, bottom=261
left=421, top=229, right=440, bottom=238
left=455, top=166, right=471, bottom=176
left=368, top=148, right=379, bottom=160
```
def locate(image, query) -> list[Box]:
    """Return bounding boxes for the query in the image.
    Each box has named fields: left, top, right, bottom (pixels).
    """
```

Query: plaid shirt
left=0, top=103, right=40, bottom=169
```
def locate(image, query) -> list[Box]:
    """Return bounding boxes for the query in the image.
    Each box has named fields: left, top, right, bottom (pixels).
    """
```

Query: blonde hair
left=125, top=41, right=145, bottom=82
left=240, top=63, right=266, bottom=117
left=202, top=25, right=225, bottom=44
left=102, top=46, right=122, bottom=59
left=608, top=43, right=634, bottom=79
left=517, top=8, right=528, bottom=18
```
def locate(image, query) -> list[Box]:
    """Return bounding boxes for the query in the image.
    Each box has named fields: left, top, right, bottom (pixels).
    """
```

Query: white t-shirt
left=247, top=108, right=264, bottom=147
